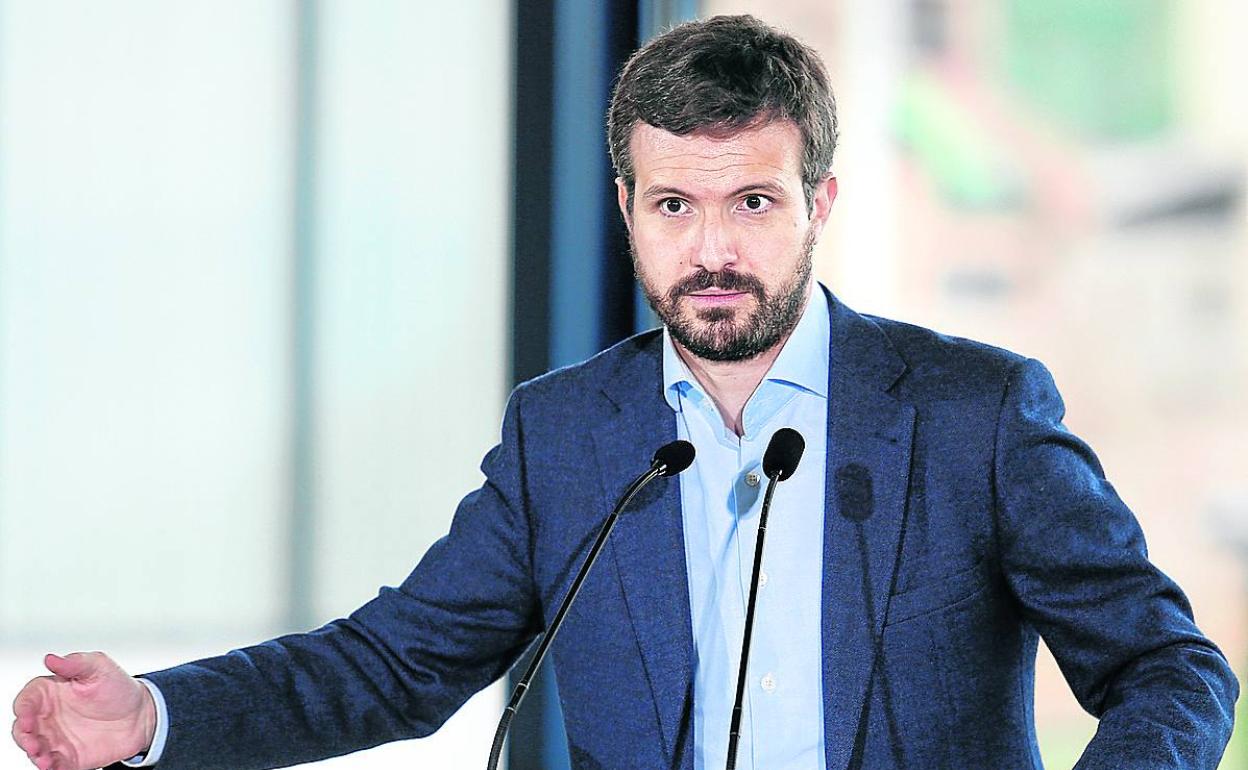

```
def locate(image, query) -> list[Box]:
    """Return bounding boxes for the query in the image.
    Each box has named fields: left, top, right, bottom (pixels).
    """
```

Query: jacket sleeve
left=993, top=357, right=1237, bottom=769
left=137, top=387, right=541, bottom=770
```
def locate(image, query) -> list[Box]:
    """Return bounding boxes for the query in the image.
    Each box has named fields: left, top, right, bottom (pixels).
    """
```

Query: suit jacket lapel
left=590, top=334, right=694, bottom=768
left=585, top=293, right=916, bottom=770
left=820, top=292, right=916, bottom=770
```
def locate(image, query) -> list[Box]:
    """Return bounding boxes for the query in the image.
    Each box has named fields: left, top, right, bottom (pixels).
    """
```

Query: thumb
left=44, top=652, right=103, bottom=681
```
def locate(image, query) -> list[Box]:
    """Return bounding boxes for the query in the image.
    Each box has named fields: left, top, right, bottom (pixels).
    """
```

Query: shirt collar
left=662, top=282, right=831, bottom=412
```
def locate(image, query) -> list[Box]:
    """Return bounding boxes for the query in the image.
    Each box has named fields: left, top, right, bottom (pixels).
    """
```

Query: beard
left=634, top=226, right=816, bottom=362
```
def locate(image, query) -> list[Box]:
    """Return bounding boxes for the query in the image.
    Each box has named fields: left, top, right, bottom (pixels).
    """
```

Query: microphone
left=725, top=428, right=805, bottom=770
left=762, top=427, right=805, bottom=480
left=654, top=438, right=696, bottom=478
left=486, top=439, right=695, bottom=770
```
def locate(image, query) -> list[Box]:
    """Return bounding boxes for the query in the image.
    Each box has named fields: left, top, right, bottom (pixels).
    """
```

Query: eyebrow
left=640, top=181, right=790, bottom=201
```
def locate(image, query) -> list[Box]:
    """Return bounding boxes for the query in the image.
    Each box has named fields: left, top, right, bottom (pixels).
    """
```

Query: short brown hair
left=607, top=15, right=838, bottom=208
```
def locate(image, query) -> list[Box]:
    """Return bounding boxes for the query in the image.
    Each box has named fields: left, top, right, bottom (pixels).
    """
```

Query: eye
left=659, top=198, right=690, bottom=216
left=739, top=194, right=773, bottom=213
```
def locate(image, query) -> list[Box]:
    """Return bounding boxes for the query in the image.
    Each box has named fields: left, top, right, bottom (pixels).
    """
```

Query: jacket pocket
left=884, top=559, right=992, bottom=626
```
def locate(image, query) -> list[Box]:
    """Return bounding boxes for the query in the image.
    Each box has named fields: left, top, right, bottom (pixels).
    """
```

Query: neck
left=673, top=291, right=810, bottom=437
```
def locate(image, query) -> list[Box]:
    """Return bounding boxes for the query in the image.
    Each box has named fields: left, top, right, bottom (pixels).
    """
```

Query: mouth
left=684, top=290, right=751, bottom=305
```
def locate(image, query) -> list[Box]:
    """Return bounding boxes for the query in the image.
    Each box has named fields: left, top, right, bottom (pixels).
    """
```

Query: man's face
left=618, top=120, right=837, bottom=362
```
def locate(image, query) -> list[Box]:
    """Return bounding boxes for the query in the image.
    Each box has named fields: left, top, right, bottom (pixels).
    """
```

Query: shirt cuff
left=120, top=678, right=169, bottom=767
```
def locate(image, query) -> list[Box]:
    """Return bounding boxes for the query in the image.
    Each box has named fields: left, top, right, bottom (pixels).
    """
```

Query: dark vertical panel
left=600, top=1, right=645, bottom=346
left=510, top=0, right=555, bottom=386
left=507, top=3, right=561, bottom=765
left=289, top=0, right=319, bottom=632
left=508, top=0, right=639, bottom=767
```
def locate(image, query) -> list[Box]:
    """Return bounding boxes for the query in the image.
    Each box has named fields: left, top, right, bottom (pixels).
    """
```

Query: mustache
left=668, top=269, right=766, bottom=302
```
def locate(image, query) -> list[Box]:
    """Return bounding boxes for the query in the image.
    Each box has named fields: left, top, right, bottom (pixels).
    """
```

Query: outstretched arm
left=138, top=387, right=541, bottom=770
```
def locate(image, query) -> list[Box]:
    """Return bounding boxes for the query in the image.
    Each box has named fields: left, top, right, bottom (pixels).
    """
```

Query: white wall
left=0, top=1, right=510, bottom=767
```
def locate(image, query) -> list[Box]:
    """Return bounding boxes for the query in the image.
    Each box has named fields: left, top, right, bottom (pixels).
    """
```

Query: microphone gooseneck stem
left=485, top=462, right=666, bottom=770
left=724, top=472, right=781, bottom=770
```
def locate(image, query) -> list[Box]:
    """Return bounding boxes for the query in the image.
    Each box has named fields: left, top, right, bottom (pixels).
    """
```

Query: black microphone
left=654, top=439, right=696, bottom=478
left=762, top=427, right=805, bottom=481
left=725, top=428, right=805, bottom=770
left=486, top=439, right=695, bottom=770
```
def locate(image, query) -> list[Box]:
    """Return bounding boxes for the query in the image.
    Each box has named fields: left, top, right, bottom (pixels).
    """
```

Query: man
left=11, top=15, right=1237, bottom=770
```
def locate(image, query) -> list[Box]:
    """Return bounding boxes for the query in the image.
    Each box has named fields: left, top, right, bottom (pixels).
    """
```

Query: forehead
left=628, top=120, right=804, bottom=191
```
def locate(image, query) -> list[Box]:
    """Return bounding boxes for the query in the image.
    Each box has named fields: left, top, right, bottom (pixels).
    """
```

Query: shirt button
left=745, top=471, right=761, bottom=487
left=760, top=673, right=776, bottom=693
left=758, top=570, right=769, bottom=588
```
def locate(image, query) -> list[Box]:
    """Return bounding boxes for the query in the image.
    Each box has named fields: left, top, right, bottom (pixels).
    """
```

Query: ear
left=808, top=175, right=838, bottom=240
left=615, top=177, right=633, bottom=233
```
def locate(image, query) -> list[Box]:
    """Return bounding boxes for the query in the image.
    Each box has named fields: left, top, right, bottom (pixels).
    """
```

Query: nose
left=690, top=213, right=736, bottom=272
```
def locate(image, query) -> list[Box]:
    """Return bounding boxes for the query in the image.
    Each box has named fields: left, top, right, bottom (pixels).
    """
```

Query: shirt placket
left=736, top=388, right=795, bottom=770
left=733, top=430, right=770, bottom=770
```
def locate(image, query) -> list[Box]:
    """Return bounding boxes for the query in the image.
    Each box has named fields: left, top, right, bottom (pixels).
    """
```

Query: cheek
left=634, top=223, right=693, bottom=266
left=732, top=231, right=810, bottom=286
left=734, top=229, right=794, bottom=265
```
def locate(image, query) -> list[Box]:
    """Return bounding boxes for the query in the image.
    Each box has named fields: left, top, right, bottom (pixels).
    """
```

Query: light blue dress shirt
left=662, top=289, right=830, bottom=770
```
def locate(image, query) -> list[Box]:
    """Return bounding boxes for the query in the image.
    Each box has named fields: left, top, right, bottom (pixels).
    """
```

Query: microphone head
left=763, top=428, right=805, bottom=481
left=653, top=440, right=696, bottom=477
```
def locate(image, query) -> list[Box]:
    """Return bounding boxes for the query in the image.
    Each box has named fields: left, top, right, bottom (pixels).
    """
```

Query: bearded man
left=12, top=14, right=1236, bottom=770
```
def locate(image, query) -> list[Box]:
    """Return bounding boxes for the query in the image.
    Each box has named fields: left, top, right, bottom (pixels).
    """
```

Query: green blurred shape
left=1037, top=718, right=1097, bottom=769
left=894, top=70, right=1025, bottom=210
left=1004, top=0, right=1175, bottom=140
left=1221, top=674, right=1246, bottom=767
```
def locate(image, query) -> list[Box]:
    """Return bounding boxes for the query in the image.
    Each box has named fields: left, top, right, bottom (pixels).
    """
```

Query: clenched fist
left=11, top=652, right=156, bottom=770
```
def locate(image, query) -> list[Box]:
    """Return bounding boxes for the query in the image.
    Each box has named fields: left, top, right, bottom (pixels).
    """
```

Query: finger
left=28, top=745, right=51, bottom=770
left=15, top=711, right=35, bottom=732
left=13, top=682, right=46, bottom=719
left=15, top=735, right=38, bottom=759
left=11, top=719, right=38, bottom=756
left=43, top=652, right=99, bottom=681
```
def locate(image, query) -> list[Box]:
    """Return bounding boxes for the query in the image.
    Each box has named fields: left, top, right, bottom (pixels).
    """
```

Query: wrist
left=134, top=678, right=157, bottom=753
left=123, top=679, right=169, bottom=767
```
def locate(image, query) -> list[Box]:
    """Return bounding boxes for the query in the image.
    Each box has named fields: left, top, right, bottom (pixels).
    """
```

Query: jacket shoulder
left=864, top=314, right=1029, bottom=402
left=511, top=329, right=662, bottom=404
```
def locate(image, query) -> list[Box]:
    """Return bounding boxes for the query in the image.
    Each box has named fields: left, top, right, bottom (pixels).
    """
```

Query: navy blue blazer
left=141, top=292, right=1236, bottom=769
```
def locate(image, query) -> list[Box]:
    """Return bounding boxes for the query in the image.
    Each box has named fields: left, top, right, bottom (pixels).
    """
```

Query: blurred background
left=0, top=1, right=1242, bottom=768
